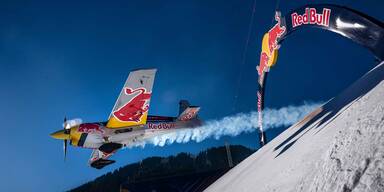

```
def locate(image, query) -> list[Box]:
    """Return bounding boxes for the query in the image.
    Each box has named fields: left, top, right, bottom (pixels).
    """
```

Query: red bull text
left=291, top=8, right=331, bottom=28
left=148, top=123, right=176, bottom=130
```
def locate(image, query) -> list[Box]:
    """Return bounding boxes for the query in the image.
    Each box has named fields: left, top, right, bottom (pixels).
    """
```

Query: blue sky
left=0, top=0, right=383, bottom=191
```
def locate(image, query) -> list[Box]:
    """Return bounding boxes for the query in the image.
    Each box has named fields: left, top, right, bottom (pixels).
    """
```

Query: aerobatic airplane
left=50, top=69, right=202, bottom=169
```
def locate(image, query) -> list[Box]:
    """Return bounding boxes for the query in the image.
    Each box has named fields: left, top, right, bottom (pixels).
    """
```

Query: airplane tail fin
left=177, top=106, right=200, bottom=121
left=106, top=69, right=157, bottom=128
left=179, top=100, right=191, bottom=115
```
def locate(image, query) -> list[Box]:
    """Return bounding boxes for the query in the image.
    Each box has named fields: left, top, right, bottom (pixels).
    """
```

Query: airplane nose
left=50, top=130, right=70, bottom=140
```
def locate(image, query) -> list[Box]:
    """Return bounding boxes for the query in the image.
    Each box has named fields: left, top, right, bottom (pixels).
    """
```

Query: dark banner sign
left=281, top=4, right=384, bottom=60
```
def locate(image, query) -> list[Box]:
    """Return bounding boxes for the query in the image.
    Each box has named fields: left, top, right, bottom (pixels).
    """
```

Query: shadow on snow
left=274, top=62, right=384, bottom=158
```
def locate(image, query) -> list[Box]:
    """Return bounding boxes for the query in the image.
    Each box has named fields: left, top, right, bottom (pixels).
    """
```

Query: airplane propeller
left=63, top=117, right=69, bottom=161
left=63, top=138, right=68, bottom=161
left=61, top=117, right=82, bottom=161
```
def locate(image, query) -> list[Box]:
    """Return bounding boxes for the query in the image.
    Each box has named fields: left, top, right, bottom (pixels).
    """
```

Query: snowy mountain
left=205, top=62, right=384, bottom=192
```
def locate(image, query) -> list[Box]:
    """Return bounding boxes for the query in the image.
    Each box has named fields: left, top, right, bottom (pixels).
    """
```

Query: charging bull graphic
left=79, top=123, right=105, bottom=134
left=268, top=13, right=286, bottom=54
left=258, top=52, right=270, bottom=76
left=257, top=12, right=286, bottom=76
left=113, top=87, right=151, bottom=122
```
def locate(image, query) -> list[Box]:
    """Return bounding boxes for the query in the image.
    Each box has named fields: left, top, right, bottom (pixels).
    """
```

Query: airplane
left=50, top=69, right=202, bottom=169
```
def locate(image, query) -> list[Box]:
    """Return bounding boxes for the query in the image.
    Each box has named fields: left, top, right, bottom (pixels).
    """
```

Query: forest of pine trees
left=70, top=145, right=254, bottom=192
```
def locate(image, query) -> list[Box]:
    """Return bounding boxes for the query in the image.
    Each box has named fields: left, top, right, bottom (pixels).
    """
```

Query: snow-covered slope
left=205, top=62, right=384, bottom=192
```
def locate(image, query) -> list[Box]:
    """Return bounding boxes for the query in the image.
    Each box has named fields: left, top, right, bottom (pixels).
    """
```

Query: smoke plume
left=145, top=101, right=322, bottom=147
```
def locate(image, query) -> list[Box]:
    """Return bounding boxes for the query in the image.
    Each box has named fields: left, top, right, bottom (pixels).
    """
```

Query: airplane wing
left=88, top=149, right=117, bottom=169
left=106, top=69, right=157, bottom=128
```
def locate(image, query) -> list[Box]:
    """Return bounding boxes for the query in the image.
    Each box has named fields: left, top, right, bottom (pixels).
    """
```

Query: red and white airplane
left=50, top=69, right=202, bottom=169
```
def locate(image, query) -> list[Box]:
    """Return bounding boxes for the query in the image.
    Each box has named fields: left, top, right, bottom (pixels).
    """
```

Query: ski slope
left=205, top=62, right=384, bottom=192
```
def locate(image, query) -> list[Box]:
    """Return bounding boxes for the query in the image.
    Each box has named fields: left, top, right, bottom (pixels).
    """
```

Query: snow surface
left=205, top=62, right=384, bottom=192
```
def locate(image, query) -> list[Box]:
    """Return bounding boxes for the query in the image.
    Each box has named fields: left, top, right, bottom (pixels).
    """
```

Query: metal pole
left=257, top=71, right=268, bottom=147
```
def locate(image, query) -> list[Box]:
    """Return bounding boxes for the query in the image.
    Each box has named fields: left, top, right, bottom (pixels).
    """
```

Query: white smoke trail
left=146, top=101, right=323, bottom=147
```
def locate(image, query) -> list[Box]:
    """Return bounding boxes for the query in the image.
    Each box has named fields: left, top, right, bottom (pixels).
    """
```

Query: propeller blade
left=63, top=117, right=68, bottom=130
left=63, top=117, right=69, bottom=134
left=64, top=139, right=68, bottom=161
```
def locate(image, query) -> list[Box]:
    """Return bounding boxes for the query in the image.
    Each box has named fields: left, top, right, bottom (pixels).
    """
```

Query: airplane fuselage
left=67, top=115, right=202, bottom=149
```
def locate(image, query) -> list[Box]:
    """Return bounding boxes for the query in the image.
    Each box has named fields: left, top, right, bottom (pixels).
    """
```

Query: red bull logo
left=267, top=13, right=286, bottom=54
left=291, top=8, right=331, bottom=28
left=148, top=123, right=176, bottom=130
left=78, top=123, right=105, bottom=134
left=113, top=87, right=151, bottom=122
left=257, top=12, right=286, bottom=76
left=180, top=111, right=196, bottom=121
left=258, top=52, right=269, bottom=76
